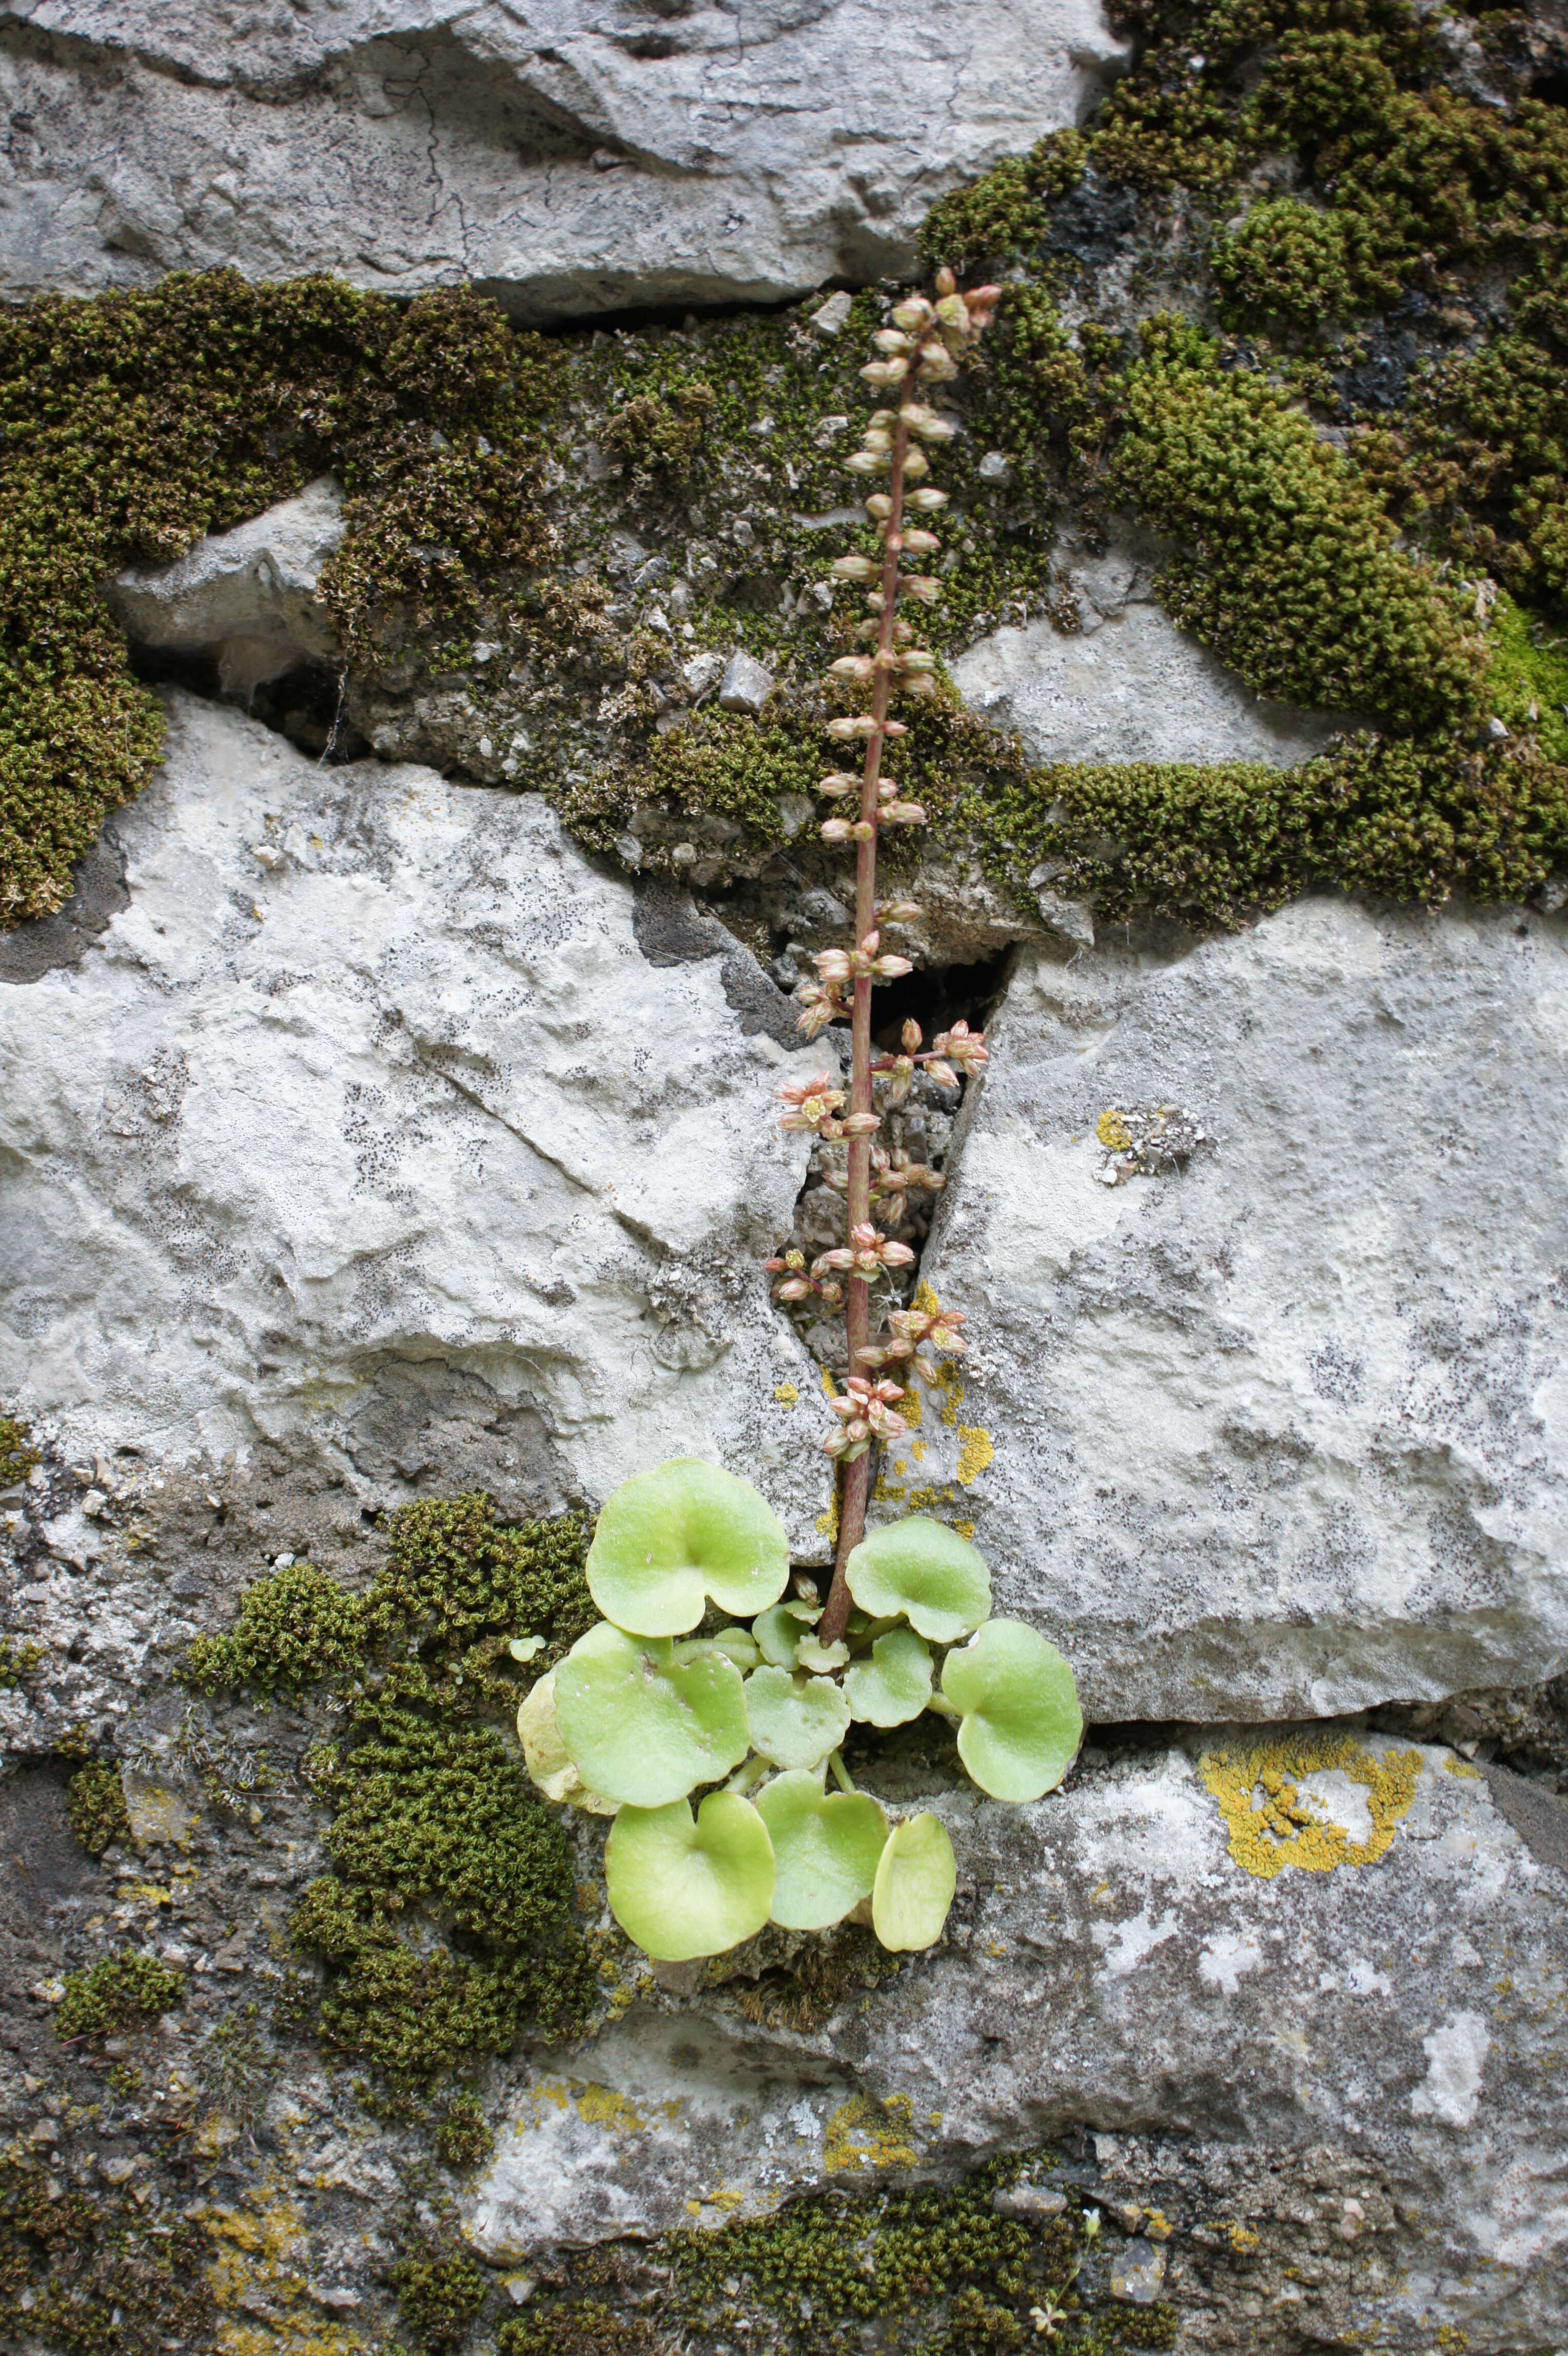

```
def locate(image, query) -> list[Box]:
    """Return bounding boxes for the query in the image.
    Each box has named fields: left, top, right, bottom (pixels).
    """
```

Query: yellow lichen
left=1096, top=1109, right=1132, bottom=1151
left=1201, top=1735, right=1423, bottom=1878
left=954, top=1520, right=975, bottom=1541
left=955, top=1427, right=993, bottom=1486
left=575, top=2084, right=648, bottom=2135
left=823, top=2093, right=918, bottom=2175
left=774, top=1382, right=799, bottom=1408
left=1444, top=1754, right=1482, bottom=1779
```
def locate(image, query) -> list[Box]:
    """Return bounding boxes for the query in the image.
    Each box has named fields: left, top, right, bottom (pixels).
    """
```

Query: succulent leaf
left=744, top=1664, right=852, bottom=1771
left=586, top=1458, right=791, bottom=1637
left=605, top=1792, right=776, bottom=1960
left=845, top=1518, right=991, bottom=1643
left=555, top=1623, right=750, bottom=1805
left=756, top=1771, right=889, bottom=1930
left=940, top=1618, right=1082, bottom=1801
left=844, top=1626, right=933, bottom=1727
left=795, top=1634, right=851, bottom=1673
left=515, top=1670, right=617, bottom=1814
left=679, top=1626, right=762, bottom=1672
left=872, top=1811, right=956, bottom=1950
left=753, top=1600, right=821, bottom=1667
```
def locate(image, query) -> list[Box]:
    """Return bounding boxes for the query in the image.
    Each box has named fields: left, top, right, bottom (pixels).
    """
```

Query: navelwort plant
left=514, top=276, right=1082, bottom=1966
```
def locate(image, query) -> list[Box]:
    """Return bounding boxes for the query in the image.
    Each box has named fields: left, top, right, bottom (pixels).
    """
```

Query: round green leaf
left=744, top=1665, right=852, bottom=1771
left=844, top=1627, right=933, bottom=1727
left=845, top=1519, right=991, bottom=1643
left=586, top=1459, right=791, bottom=1637
left=555, top=1623, right=750, bottom=1805
left=753, top=1600, right=820, bottom=1667
left=796, top=1634, right=850, bottom=1673
left=515, top=1671, right=617, bottom=1815
left=940, top=1618, right=1083, bottom=1802
left=606, top=1792, right=775, bottom=1961
left=678, top=1627, right=761, bottom=1672
left=756, top=1772, right=889, bottom=1930
left=872, top=1812, right=956, bottom=1951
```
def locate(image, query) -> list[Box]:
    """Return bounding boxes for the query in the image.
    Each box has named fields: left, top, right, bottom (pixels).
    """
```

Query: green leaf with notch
left=756, top=1772, right=889, bottom=1930
left=872, top=1812, right=956, bottom=1951
left=844, top=1626, right=933, bottom=1727
left=605, top=1792, right=775, bottom=1960
left=845, top=1518, right=991, bottom=1643
left=586, top=1458, right=791, bottom=1637
left=940, top=1618, right=1082, bottom=1802
left=744, top=1665, right=852, bottom=1771
left=753, top=1600, right=821, bottom=1666
left=555, top=1622, right=750, bottom=1806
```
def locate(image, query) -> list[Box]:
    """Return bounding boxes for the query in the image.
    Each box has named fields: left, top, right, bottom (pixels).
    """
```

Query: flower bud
left=900, top=649, right=938, bottom=672
left=827, top=714, right=878, bottom=739
left=846, top=449, right=888, bottom=476
left=873, top=954, right=914, bottom=977
left=899, top=574, right=939, bottom=602
left=863, top=426, right=893, bottom=454
left=859, top=358, right=910, bottom=386
left=891, top=296, right=935, bottom=332
left=901, top=1017, right=923, bottom=1052
left=820, top=817, right=854, bottom=842
left=900, top=674, right=939, bottom=700
left=916, top=345, right=959, bottom=382
left=883, top=800, right=929, bottom=823
left=851, top=819, right=876, bottom=841
left=816, top=948, right=852, bottom=980
left=882, top=719, right=909, bottom=738
left=840, top=1111, right=881, bottom=1137
left=864, top=591, right=886, bottom=614
left=873, top=328, right=914, bottom=352
left=901, top=447, right=930, bottom=480
left=925, top=1058, right=958, bottom=1089
left=817, top=771, right=859, bottom=796
left=908, top=487, right=949, bottom=511
left=934, top=292, right=969, bottom=330
left=865, top=494, right=893, bottom=519
left=903, top=527, right=940, bottom=553
left=934, top=266, right=957, bottom=296
left=831, top=554, right=878, bottom=581
left=829, top=655, right=875, bottom=680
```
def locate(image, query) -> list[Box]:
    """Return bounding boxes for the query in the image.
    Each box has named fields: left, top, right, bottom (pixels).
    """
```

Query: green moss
left=430, top=2092, right=494, bottom=2169
left=391, top=2248, right=490, bottom=2352
left=0, top=1638, right=43, bottom=1689
left=0, top=2153, right=210, bottom=2355
left=65, top=1761, right=133, bottom=1859
left=1488, top=594, right=1568, bottom=760
left=974, top=729, right=1568, bottom=928
left=199, top=1499, right=600, bottom=2088
left=55, top=1950, right=185, bottom=2040
left=0, top=1410, right=38, bottom=1485
left=183, top=1557, right=365, bottom=1699
left=499, top=2299, right=659, bottom=2356
left=1211, top=197, right=1359, bottom=325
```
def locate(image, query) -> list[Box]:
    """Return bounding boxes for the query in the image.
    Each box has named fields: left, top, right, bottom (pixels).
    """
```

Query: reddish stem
left=818, top=412, right=911, bottom=1650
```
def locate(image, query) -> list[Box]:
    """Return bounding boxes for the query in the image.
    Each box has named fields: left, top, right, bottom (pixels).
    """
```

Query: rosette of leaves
left=515, top=1460, right=1081, bottom=1962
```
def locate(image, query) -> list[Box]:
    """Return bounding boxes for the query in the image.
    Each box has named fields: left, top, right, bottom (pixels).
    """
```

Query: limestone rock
left=0, top=1, right=1130, bottom=317
left=0, top=691, right=835, bottom=1548
left=103, top=476, right=344, bottom=693
left=467, top=1736, right=1568, bottom=2350
left=951, top=529, right=1351, bottom=769
left=899, top=897, right=1568, bottom=1721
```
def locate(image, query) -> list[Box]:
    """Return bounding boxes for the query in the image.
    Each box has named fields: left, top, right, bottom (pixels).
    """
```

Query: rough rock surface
left=104, top=474, right=344, bottom=693
left=0, top=0, right=1129, bottom=315
left=464, top=1735, right=1568, bottom=2349
left=903, top=898, right=1568, bottom=1722
left=0, top=688, right=836, bottom=1545
left=951, top=531, right=1352, bottom=770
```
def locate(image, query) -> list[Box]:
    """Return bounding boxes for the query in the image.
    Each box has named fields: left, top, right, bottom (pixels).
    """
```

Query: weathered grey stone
left=717, top=650, right=776, bottom=715
left=951, top=528, right=1352, bottom=769
left=0, top=690, right=836, bottom=1548
left=463, top=1735, right=1568, bottom=2350
left=104, top=475, right=344, bottom=693
left=899, top=897, right=1568, bottom=1721
left=0, top=1, right=1130, bottom=318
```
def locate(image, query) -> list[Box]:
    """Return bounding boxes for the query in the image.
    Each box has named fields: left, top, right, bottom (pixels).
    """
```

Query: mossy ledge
left=5, top=0, right=1568, bottom=939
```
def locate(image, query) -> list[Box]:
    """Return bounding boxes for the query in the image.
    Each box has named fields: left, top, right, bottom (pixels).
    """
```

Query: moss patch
left=0, top=2153, right=211, bottom=2355
left=0, top=1409, right=38, bottom=1485
left=65, top=1759, right=134, bottom=1858
left=55, top=1949, right=185, bottom=2040
left=185, top=1496, right=596, bottom=2093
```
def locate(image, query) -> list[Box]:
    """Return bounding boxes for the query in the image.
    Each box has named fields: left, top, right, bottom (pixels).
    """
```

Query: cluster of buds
left=823, top=1145, right=944, bottom=1226
left=824, top=1375, right=908, bottom=1463
left=861, top=268, right=1001, bottom=390
left=763, top=1246, right=844, bottom=1312
left=858, top=1302, right=968, bottom=1388
left=814, top=1220, right=917, bottom=1283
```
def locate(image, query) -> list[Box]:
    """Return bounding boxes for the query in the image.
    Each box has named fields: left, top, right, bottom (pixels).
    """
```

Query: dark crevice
left=125, top=643, right=370, bottom=763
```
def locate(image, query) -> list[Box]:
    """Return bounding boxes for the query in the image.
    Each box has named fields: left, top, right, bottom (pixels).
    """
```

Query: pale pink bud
left=863, top=427, right=893, bottom=454
left=916, top=346, right=959, bottom=383
left=901, top=448, right=930, bottom=481
left=883, top=719, right=910, bottom=738
left=817, top=773, right=858, bottom=798
left=827, top=715, right=878, bottom=739
left=909, top=1355, right=944, bottom=1387
left=865, top=494, right=893, bottom=520
left=908, top=487, right=949, bottom=511
left=881, top=1239, right=916, bottom=1268
left=881, top=905, right=923, bottom=928
left=846, top=449, right=889, bottom=476
left=820, top=817, right=853, bottom=842
left=850, top=820, right=875, bottom=841
left=902, top=1019, right=923, bottom=1053
left=831, top=555, right=878, bottom=581
left=873, top=953, right=913, bottom=977
left=901, top=675, right=938, bottom=701
left=926, top=1059, right=958, bottom=1089
left=873, top=328, right=914, bottom=352
left=934, top=292, right=969, bottom=331
left=841, top=1110, right=882, bottom=1138
left=900, top=575, right=940, bottom=603
left=860, top=358, right=910, bottom=386
left=934, top=267, right=957, bottom=296
left=829, top=655, right=875, bottom=680
left=900, top=649, right=938, bottom=673
left=891, top=296, right=935, bottom=332
left=881, top=801, right=928, bottom=825
left=814, top=1248, right=855, bottom=1275
left=860, top=929, right=881, bottom=954
left=816, top=948, right=852, bottom=981
left=773, top=1275, right=813, bottom=1301
left=903, top=528, right=941, bottom=553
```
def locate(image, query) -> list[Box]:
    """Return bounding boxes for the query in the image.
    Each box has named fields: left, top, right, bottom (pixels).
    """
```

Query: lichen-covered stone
left=904, top=895, right=1568, bottom=1721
